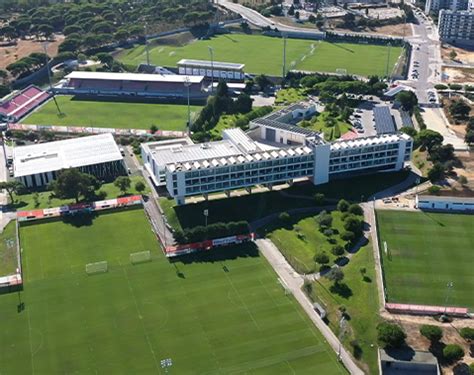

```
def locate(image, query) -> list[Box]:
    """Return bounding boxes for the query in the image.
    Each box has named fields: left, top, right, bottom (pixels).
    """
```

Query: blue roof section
left=373, top=106, right=396, bottom=134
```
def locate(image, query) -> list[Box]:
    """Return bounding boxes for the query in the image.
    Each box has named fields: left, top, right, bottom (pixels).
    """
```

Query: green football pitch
left=23, top=96, right=201, bottom=130
left=376, top=210, right=474, bottom=310
left=117, top=34, right=403, bottom=77
left=0, top=209, right=346, bottom=374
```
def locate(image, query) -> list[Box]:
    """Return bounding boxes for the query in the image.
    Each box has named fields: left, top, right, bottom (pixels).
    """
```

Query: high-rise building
left=425, top=0, right=468, bottom=14
left=438, top=9, right=474, bottom=46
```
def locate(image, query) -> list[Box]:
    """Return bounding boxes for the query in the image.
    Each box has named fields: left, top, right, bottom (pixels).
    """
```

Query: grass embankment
left=0, top=222, right=18, bottom=277
left=13, top=176, right=149, bottom=211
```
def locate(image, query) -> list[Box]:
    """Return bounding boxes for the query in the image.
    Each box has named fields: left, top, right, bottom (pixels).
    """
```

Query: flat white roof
left=65, top=71, right=204, bottom=84
left=223, top=128, right=258, bottom=153
left=330, top=133, right=411, bottom=151
left=14, top=133, right=123, bottom=178
left=177, top=59, right=245, bottom=70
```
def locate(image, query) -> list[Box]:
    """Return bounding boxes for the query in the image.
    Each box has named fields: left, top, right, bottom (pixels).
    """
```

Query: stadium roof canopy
left=65, top=71, right=204, bottom=84
left=14, top=133, right=123, bottom=177
left=177, top=59, right=245, bottom=70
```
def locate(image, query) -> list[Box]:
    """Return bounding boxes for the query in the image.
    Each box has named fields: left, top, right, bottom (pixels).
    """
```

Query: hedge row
left=174, top=221, right=249, bottom=244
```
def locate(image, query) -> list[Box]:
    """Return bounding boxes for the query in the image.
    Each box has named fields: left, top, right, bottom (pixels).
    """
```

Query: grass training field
left=377, top=210, right=474, bottom=310
left=117, top=34, right=402, bottom=77
left=23, top=96, right=201, bottom=130
left=0, top=208, right=346, bottom=374
left=0, top=222, right=18, bottom=277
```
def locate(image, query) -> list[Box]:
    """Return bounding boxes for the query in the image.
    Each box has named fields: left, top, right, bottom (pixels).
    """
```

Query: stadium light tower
left=385, top=42, right=392, bottom=80
left=43, top=42, right=62, bottom=116
left=443, top=281, right=454, bottom=315
left=208, top=46, right=214, bottom=94
left=282, top=33, right=287, bottom=80
left=184, top=76, right=192, bottom=135
left=144, top=22, right=150, bottom=66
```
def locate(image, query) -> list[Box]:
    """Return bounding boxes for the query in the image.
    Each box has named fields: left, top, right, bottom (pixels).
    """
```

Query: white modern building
left=177, top=59, right=245, bottom=81
left=416, top=195, right=474, bottom=211
left=14, top=133, right=125, bottom=188
left=142, top=104, right=413, bottom=204
left=425, top=0, right=468, bottom=14
left=438, top=9, right=474, bottom=46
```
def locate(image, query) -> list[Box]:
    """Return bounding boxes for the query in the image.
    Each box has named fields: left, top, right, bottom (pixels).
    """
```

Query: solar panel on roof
left=373, top=106, right=396, bottom=135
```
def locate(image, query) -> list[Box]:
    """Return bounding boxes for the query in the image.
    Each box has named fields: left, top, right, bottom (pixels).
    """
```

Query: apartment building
left=425, top=0, right=468, bottom=14
left=438, top=9, right=474, bottom=45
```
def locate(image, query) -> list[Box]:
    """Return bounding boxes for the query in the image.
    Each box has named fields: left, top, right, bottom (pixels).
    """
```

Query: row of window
left=328, top=157, right=398, bottom=173
left=330, top=143, right=399, bottom=158
left=183, top=169, right=313, bottom=195
left=330, top=150, right=399, bottom=165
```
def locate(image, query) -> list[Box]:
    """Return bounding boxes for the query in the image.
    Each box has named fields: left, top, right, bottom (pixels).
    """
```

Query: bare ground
left=443, top=67, right=474, bottom=84
left=332, top=22, right=413, bottom=37
left=0, top=35, right=64, bottom=70
left=381, top=312, right=474, bottom=374
left=441, top=43, right=474, bottom=65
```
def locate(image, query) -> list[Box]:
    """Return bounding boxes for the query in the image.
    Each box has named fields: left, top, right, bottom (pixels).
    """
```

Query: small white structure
left=14, top=133, right=124, bottom=188
left=416, top=195, right=474, bottom=211
left=177, top=59, right=245, bottom=81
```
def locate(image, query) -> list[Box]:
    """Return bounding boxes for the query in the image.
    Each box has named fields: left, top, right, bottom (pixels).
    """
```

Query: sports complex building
left=56, top=71, right=206, bottom=99
left=142, top=103, right=413, bottom=204
left=13, top=133, right=125, bottom=188
left=177, top=59, right=245, bottom=81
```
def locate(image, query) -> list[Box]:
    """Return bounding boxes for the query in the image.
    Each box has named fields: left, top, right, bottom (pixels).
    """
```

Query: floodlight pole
left=208, top=46, right=214, bottom=94
left=282, top=33, right=287, bottom=80
left=144, top=22, right=150, bottom=66
left=43, top=42, right=62, bottom=116
left=184, top=76, right=192, bottom=135
left=443, top=281, right=454, bottom=315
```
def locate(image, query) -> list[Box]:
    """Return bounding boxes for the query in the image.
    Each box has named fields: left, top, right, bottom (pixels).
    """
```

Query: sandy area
left=381, top=312, right=474, bottom=375
left=0, top=35, right=64, bottom=70
left=443, top=66, right=474, bottom=84
left=333, top=22, right=413, bottom=37
left=441, top=43, right=474, bottom=64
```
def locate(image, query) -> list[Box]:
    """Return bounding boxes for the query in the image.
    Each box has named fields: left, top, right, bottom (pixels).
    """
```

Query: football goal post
left=130, top=251, right=152, bottom=265
left=336, top=68, right=347, bottom=75
left=85, top=261, right=108, bottom=275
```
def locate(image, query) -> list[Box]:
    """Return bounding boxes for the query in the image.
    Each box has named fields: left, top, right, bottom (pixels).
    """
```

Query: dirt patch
left=0, top=35, right=64, bottom=70
left=441, top=97, right=472, bottom=135
left=443, top=67, right=474, bottom=84
left=381, top=312, right=474, bottom=374
left=332, top=22, right=413, bottom=37
left=441, top=43, right=474, bottom=65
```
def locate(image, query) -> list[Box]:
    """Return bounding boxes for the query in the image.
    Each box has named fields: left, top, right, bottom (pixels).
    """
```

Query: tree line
left=174, top=221, right=250, bottom=244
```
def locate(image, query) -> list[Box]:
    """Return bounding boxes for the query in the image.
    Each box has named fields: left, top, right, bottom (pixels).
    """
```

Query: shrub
left=316, top=211, right=333, bottom=228
left=428, top=185, right=441, bottom=195
left=420, top=325, right=443, bottom=342
left=314, top=193, right=325, bottom=205
left=331, top=245, right=345, bottom=256
left=348, top=203, right=363, bottom=216
left=340, top=231, right=355, bottom=242
left=448, top=83, right=463, bottom=91
left=470, top=363, right=474, bottom=374
left=314, top=252, right=330, bottom=265
left=459, top=327, right=474, bottom=341
left=279, top=212, right=290, bottom=223
left=337, top=199, right=350, bottom=212
left=377, top=322, right=406, bottom=348
left=443, top=344, right=464, bottom=362
left=323, top=228, right=334, bottom=237
left=434, top=84, right=448, bottom=90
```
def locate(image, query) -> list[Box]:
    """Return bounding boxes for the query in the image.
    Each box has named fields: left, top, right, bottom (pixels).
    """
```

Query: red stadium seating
left=0, top=86, right=51, bottom=120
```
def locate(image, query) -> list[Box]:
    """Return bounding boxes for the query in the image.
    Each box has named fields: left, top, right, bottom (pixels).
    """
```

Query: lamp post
left=144, top=22, right=150, bottom=66
left=282, top=33, right=287, bottom=80
left=385, top=42, right=392, bottom=80
left=443, top=281, right=454, bottom=316
left=208, top=46, right=214, bottom=94
left=184, top=76, right=192, bottom=135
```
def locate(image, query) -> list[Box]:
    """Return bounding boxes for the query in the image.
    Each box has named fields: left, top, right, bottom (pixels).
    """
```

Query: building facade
left=14, top=133, right=125, bottom=188
left=142, top=104, right=413, bottom=205
left=177, top=59, right=245, bottom=81
left=425, top=0, right=468, bottom=14
left=416, top=195, right=474, bottom=211
left=438, top=10, right=474, bottom=46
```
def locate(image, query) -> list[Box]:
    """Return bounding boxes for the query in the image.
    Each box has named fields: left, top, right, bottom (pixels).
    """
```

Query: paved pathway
left=256, top=238, right=364, bottom=375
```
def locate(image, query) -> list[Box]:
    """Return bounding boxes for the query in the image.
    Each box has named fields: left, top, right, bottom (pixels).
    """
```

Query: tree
left=396, top=91, right=418, bottom=113
left=377, top=322, right=406, bottom=348
left=49, top=169, right=100, bottom=203
left=337, top=199, right=350, bottom=212
left=316, top=210, right=332, bottom=228
left=0, top=181, right=25, bottom=203
left=420, top=325, right=443, bottom=342
left=458, top=175, right=468, bottom=186
left=428, top=185, right=441, bottom=195
left=465, top=130, right=474, bottom=145
left=38, top=24, right=53, bottom=40
left=279, top=211, right=290, bottom=223
left=341, top=230, right=355, bottom=242
left=235, top=93, right=253, bottom=114
left=443, top=344, right=464, bottom=362
left=314, top=251, right=329, bottom=265
left=295, top=11, right=300, bottom=19
left=309, top=14, right=316, bottom=23
left=415, top=129, right=444, bottom=151
left=459, top=327, right=474, bottom=341
left=400, top=126, right=417, bottom=137
left=348, top=204, right=363, bottom=216
left=429, top=144, right=454, bottom=163
left=255, top=74, right=272, bottom=91
left=135, top=181, right=146, bottom=194
left=449, top=49, right=457, bottom=60
left=114, top=176, right=131, bottom=195
left=325, top=267, right=344, bottom=284
left=288, top=5, right=295, bottom=15
left=449, top=99, right=470, bottom=120
left=331, top=245, right=344, bottom=256
left=428, top=163, right=445, bottom=182
left=343, top=215, right=363, bottom=236
left=96, top=52, right=114, bottom=68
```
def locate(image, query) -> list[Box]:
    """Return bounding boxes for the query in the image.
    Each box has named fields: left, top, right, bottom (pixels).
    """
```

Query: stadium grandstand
left=56, top=71, right=206, bottom=100
left=0, top=85, right=51, bottom=122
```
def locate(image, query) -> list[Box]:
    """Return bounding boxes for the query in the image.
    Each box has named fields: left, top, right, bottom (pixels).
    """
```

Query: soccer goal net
left=336, top=68, right=348, bottom=75
left=86, top=261, right=108, bottom=275
left=130, top=251, right=151, bottom=265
